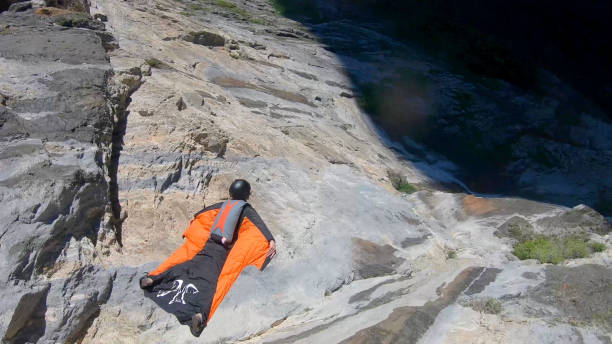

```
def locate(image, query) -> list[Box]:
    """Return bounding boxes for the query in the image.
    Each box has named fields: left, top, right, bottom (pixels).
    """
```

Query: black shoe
left=190, top=313, right=205, bottom=337
left=139, top=276, right=153, bottom=289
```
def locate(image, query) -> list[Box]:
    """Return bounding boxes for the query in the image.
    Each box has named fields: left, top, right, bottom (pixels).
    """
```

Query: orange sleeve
left=207, top=218, right=271, bottom=321
left=148, top=209, right=220, bottom=276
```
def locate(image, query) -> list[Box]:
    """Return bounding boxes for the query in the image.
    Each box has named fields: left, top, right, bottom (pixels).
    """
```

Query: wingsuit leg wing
left=143, top=239, right=228, bottom=327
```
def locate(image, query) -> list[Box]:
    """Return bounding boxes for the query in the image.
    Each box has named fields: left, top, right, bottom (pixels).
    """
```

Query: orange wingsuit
left=148, top=207, right=271, bottom=321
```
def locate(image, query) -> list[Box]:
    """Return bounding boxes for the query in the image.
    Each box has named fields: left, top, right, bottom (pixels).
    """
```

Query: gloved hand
left=267, top=240, right=276, bottom=259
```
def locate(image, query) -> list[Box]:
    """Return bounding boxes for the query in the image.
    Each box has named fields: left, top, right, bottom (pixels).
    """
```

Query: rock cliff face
left=0, top=4, right=118, bottom=343
left=0, top=1, right=610, bottom=343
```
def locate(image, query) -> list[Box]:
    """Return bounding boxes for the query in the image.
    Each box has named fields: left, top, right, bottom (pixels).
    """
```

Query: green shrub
left=513, top=235, right=605, bottom=264
left=446, top=250, right=457, bottom=259
left=513, top=237, right=564, bottom=264
left=589, top=242, right=606, bottom=253
left=483, top=298, right=502, bottom=314
left=562, top=236, right=589, bottom=259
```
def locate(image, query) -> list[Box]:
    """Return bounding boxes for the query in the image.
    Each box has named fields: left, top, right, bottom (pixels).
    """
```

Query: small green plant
left=180, top=11, right=193, bottom=16
left=465, top=297, right=503, bottom=314
left=188, top=3, right=204, bottom=11
left=447, top=250, right=457, bottom=259
left=589, top=242, right=606, bottom=253
left=271, top=0, right=322, bottom=22
left=249, top=17, right=266, bottom=25
left=483, top=298, right=502, bottom=314
left=396, top=181, right=417, bottom=194
left=592, top=310, right=612, bottom=330
left=270, top=0, right=286, bottom=13
left=211, top=0, right=236, bottom=9
left=205, top=0, right=250, bottom=19
left=145, top=58, right=163, bottom=68
left=389, top=172, right=417, bottom=194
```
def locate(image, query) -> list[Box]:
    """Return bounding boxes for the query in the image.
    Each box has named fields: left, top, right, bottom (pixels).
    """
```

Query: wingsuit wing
left=208, top=216, right=271, bottom=321
left=148, top=205, right=218, bottom=276
left=144, top=203, right=273, bottom=326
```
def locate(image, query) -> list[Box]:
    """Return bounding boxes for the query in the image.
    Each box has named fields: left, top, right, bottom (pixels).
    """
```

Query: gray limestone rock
left=464, top=268, right=502, bottom=295
left=352, top=238, right=404, bottom=280
left=0, top=9, right=118, bottom=344
left=0, top=18, right=108, bottom=65
left=495, top=216, right=534, bottom=241
left=529, top=264, right=612, bottom=331
left=1, top=284, right=50, bottom=344
left=96, top=31, right=119, bottom=52
left=140, top=63, right=152, bottom=76
left=40, top=266, right=115, bottom=343
left=341, top=267, right=485, bottom=344
left=535, top=205, right=612, bottom=236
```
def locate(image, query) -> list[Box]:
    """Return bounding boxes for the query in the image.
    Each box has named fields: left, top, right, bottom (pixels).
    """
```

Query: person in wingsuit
left=139, top=179, right=276, bottom=337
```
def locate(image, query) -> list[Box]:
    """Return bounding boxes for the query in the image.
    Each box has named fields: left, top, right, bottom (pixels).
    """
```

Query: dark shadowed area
left=273, top=0, right=612, bottom=215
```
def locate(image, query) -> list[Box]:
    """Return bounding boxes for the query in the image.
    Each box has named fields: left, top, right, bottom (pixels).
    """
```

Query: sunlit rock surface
left=0, top=0, right=610, bottom=343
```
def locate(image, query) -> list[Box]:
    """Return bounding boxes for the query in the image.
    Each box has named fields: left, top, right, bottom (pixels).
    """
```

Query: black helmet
left=229, top=179, right=251, bottom=200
